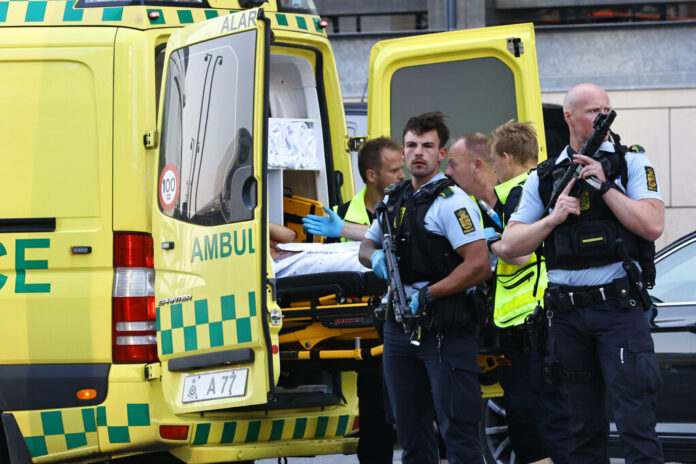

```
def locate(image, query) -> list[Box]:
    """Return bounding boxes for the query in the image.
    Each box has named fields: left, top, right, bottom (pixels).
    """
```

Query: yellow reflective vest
left=334, top=187, right=372, bottom=242
left=493, top=172, right=548, bottom=328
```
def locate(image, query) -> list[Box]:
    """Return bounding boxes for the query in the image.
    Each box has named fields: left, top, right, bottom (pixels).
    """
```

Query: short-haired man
left=488, top=121, right=571, bottom=464
left=445, top=133, right=498, bottom=214
left=302, top=137, right=404, bottom=241
left=501, top=84, right=664, bottom=462
left=359, top=112, right=491, bottom=463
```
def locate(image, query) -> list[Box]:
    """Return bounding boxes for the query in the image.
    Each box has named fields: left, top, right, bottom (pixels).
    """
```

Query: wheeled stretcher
left=273, top=270, right=505, bottom=387
left=275, top=271, right=387, bottom=363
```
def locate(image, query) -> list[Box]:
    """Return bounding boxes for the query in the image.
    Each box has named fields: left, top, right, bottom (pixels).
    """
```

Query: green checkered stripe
left=0, top=1, right=325, bottom=33
left=190, top=414, right=351, bottom=445
left=272, top=12, right=325, bottom=33
left=0, top=1, right=232, bottom=27
left=20, top=408, right=97, bottom=458
left=157, top=291, right=258, bottom=356
left=95, top=403, right=150, bottom=444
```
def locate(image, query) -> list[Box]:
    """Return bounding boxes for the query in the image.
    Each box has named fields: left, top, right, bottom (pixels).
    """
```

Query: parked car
left=480, top=231, right=696, bottom=463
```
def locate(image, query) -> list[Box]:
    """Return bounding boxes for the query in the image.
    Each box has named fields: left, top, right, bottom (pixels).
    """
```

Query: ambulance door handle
left=161, top=241, right=175, bottom=250
left=241, top=176, right=257, bottom=210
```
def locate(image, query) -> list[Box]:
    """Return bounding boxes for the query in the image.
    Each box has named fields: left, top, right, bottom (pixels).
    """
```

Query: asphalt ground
left=258, top=454, right=674, bottom=463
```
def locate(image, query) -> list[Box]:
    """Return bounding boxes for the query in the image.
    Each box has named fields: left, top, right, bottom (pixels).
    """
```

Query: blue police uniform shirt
left=366, top=172, right=485, bottom=291
left=509, top=141, right=663, bottom=286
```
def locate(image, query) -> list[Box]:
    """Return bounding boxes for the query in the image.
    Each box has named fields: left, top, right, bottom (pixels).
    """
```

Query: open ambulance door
left=152, top=8, right=276, bottom=413
left=367, top=23, right=547, bottom=160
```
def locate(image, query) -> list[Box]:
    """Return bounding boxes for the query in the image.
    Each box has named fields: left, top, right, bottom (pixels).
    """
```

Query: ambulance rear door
left=153, top=8, right=276, bottom=413
left=367, top=23, right=547, bottom=159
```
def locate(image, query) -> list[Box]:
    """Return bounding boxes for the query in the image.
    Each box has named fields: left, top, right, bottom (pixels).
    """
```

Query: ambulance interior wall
left=268, top=52, right=329, bottom=228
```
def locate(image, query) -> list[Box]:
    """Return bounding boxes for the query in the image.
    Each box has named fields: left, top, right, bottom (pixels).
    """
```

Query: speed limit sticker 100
left=159, top=164, right=180, bottom=211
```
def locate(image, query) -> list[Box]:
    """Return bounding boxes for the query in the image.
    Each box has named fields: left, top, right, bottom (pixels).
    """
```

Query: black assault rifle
left=374, top=200, right=422, bottom=346
left=544, top=110, right=617, bottom=212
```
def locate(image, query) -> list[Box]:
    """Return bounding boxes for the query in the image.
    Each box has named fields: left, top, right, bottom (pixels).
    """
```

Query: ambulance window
left=158, top=30, right=257, bottom=226
left=390, top=57, right=517, bottom=142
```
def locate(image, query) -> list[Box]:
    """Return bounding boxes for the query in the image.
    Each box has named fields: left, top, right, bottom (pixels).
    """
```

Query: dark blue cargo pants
left=549, top=299, right=664, bottom=464
left=382, top=321, right=483, bottom=464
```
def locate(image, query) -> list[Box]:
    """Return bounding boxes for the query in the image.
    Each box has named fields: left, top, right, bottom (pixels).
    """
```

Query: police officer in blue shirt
left=500, top=83, right=664, bottom=463
left=359, top=112, right=491, bottom=464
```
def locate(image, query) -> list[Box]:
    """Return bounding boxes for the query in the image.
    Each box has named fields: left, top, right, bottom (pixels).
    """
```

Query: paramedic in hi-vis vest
left=302, top=137, right=405, bottom=242
left=487, top=121, right=571, bottom=464
left=302, top=137, right=404, bottom=464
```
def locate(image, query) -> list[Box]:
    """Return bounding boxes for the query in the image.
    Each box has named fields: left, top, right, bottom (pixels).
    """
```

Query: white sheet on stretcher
left=272, top=241, right=369, bottom=278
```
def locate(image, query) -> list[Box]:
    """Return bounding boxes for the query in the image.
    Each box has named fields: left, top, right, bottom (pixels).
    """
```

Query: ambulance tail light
left=113, top=233, right=158, bottom=363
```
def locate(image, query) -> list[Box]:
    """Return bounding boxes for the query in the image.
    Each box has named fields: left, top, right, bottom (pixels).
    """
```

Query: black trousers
left=549, top=299, right=664, bottom=464
left=382, top=321, right=483, bottom=464
left=356, top=367, right=394, bottom=464
left=500, top=347, right=572, bottom=464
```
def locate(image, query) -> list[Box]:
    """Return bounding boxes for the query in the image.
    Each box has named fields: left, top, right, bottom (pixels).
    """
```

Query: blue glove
left=483, top=227, right=501, bottom=243
left=370, top=250, right=389, bottom=280
left=301, top=206, right=344, bottom=238
left=409, top=291, right=421, bottom=316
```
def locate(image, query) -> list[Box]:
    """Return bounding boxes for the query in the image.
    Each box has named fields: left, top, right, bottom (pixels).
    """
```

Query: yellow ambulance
left=0, top=0, right=545, bottom=461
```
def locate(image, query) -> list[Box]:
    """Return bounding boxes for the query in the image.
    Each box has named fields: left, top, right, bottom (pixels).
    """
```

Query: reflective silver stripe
left=115, top=321, right=156, bottom=332
left=113, top=268, right=155, bottom=297
left=116, top=335, right=157, bottom=345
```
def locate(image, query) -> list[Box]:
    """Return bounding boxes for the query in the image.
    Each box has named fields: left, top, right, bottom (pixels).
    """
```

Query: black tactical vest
left=384, top=178, right=477, bottom=331
left=384, top=178, right=462, bottom=284
left=536, top=147, right=655, bottom=283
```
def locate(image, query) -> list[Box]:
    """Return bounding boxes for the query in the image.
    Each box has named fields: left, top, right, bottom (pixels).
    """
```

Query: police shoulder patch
left=454, top=208, right=476, bottom=234
left=645, top=166, right=658, bottom=192
left=439, top=187, right=454, bottom=198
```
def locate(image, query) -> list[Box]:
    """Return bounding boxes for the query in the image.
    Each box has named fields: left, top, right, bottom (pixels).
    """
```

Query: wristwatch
left=598, top=180, right=613, bottom=196
left=420, top=287, right=435, bottom=307
left=487, top=235, right=501, bottom=251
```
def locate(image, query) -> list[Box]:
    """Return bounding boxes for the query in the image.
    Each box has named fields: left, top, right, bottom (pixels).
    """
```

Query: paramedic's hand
left=302, top=206, right=344, bottom=238
left=370, top=250, right=389, bottom=280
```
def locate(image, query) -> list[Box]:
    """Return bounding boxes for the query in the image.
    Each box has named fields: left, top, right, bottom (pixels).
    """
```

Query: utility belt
left=499, top=324, right=531, bottom=351
left=544, top=276, right=638, bottom=313
left=386, top=288, right=484, bottom=334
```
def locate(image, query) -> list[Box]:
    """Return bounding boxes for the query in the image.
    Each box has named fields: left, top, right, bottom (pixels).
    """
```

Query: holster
left=525, top=304, right=548, bottom=359
left=423, top=290, right=482, bottom=333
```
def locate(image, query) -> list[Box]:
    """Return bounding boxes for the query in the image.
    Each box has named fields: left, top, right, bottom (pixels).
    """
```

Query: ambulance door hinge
left=507, top=38, right=524, bottom=57
left=144, top=130, right=159, bottom=149
left=145, top=362, right=162, bottom=380
left=348, top=136, right=367, bottom=152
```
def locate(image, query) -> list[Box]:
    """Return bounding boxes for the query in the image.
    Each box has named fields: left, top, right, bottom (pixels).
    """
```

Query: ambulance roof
left=0, top=0, right=326, bottom=33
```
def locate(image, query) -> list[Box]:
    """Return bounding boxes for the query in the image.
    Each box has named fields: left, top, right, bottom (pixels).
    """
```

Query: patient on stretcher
left=270, top=222, right=369, bottom=278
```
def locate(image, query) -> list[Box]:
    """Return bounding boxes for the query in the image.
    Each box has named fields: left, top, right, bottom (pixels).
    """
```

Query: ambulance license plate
left=182, top=368, right=248, bottom=403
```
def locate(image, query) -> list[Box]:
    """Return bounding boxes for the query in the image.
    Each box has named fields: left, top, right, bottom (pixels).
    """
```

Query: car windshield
left=650, top=237, right=696, bottom=303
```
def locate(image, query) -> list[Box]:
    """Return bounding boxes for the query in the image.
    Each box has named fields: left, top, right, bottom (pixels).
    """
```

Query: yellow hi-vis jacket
left=493, top=172, right=548, bottom=328
left=334, top=186, right=371, bottom=242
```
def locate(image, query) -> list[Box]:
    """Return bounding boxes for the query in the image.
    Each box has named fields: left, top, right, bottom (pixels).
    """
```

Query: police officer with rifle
left=500, top=83, right=664, bottom=463
left=359, top=112, right=491, bottom=463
